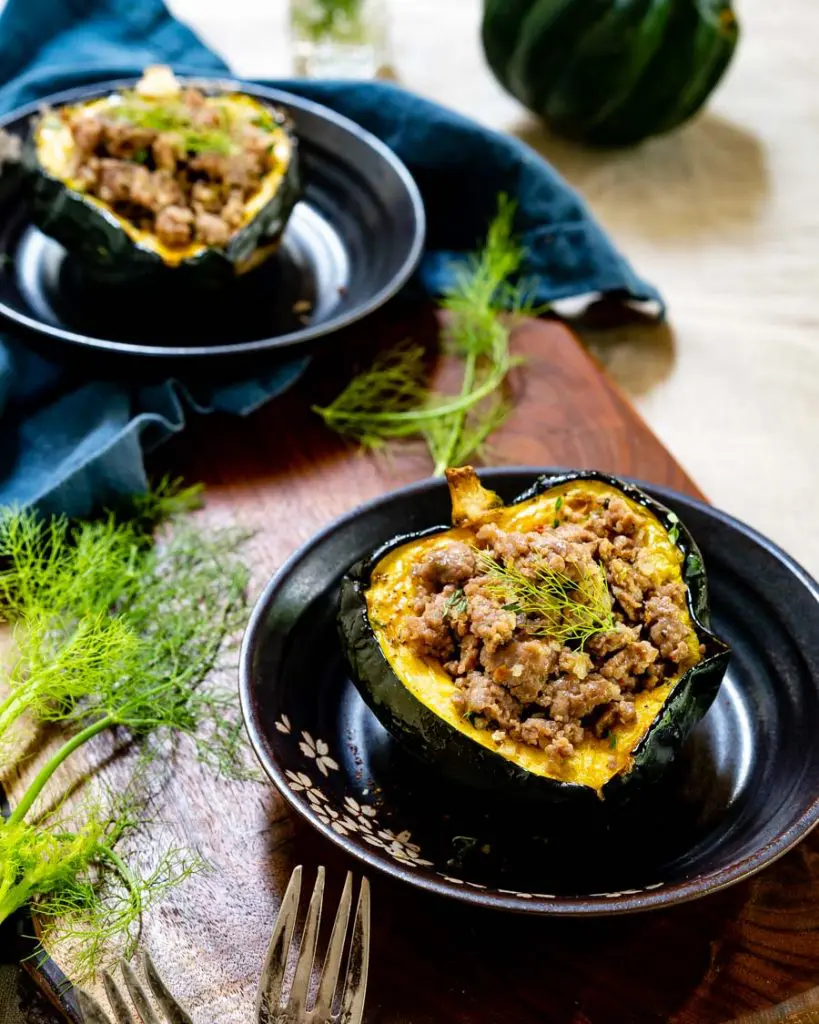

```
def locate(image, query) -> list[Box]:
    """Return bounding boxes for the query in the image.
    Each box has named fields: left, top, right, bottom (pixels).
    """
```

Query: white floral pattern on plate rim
left=275, top=719, right=666, bottom=901
left=281, top=726, right=433, bottom=867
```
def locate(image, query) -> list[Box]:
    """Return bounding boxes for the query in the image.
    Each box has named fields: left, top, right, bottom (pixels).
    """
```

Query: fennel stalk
left=0, top=487, right=251, bottom=973
left=314, top=196, right=541, bottom=474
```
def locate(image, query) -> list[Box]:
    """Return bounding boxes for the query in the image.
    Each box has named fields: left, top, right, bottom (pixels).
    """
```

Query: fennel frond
left=314, top=195, right=541, bottom=474
left=477, top=549, right=616, bottom=648
left=0, top=487, right=252, bottom=972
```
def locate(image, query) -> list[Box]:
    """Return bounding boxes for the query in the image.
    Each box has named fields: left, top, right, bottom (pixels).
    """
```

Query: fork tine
left=287, top=865, right=326, bottom=1016
left=121, top=960, right=162, bottom=1024
left=142, top=952, right=194, bottom=1024
left=102, top=972, right=135, bottom=1024
left=256, top=863, right=303, bottom=1024
left=313, top=871, right=354, bottom=1018
left=338, top=878, right=371, bottom=1024
left=75, top=987, right=114, bottom=1024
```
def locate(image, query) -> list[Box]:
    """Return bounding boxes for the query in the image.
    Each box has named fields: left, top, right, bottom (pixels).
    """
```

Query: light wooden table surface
left=185, top=1, right=817, bottom=576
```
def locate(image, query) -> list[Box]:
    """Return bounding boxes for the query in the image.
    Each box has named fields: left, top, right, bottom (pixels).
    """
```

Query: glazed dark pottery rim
left=239, top=467, right=819, bottom=916
left=0, top=75, right=426, bottom=360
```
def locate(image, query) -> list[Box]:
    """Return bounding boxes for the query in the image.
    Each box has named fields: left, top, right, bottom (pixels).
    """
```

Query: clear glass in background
left=289, top=0, right=390, bottom=79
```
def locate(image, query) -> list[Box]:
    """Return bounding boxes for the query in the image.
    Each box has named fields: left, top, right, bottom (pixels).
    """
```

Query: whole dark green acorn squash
left=338, top=468, right=730, bottom=805
left=482, top=0, right=740, bottom=146
left=24, top=74, right=300, bottom=286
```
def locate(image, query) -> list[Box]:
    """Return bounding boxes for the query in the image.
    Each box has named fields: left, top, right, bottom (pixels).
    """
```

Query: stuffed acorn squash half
left=339, top=468, right=730, bottom=804
left=24, top=66, right=300, bottom=284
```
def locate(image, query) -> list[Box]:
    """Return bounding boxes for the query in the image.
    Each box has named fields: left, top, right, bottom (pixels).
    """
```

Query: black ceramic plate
left=0, top=77, right=425, bottom=370
left=240, top=469, right=819, bottom=916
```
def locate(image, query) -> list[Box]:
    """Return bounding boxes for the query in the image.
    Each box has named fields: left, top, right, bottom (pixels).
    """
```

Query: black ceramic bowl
left=0, top=77, right=425, bottom=373
left=240, top=469, right=819, bottom=916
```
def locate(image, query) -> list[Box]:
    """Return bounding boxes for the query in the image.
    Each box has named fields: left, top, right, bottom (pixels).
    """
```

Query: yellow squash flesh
left=366, top=479, right=701, bottom=793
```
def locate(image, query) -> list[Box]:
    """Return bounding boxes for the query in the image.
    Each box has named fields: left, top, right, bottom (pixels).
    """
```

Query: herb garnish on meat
left=476, top=548, right=615, bottom=649
left=110, top=99, right=234, bottom=154
left=443, top=587, right=469, bottom=617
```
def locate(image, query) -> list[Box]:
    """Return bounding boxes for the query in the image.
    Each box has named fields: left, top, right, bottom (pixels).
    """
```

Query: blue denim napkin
left=0, top=0, right=663, bottom=517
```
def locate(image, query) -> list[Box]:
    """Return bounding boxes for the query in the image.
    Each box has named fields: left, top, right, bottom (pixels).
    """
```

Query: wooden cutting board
left=6, top=306, right=819, bottom=1024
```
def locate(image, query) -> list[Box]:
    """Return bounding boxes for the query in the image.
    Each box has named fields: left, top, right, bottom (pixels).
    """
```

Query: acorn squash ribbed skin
left=482, top=0, right=740, bottom=146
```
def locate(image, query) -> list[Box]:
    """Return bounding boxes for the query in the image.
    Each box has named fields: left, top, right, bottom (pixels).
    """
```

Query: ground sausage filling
left=402, top=491, right=702, bottom=762
left=57, top=70, right=291, bottom=251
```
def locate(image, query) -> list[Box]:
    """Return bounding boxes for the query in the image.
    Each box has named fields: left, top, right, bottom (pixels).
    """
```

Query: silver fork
left=75, top=951, right=193, bottom=1024
left=257, top=865, right=371, bottom=1024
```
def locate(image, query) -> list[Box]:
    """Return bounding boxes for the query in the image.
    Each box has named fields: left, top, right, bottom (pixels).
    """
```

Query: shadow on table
left=149, top=299, right=441, bottom=491
left=283, top=815, right=819, bottom=1022
left=578, top=316, right=677, bottom=401
left=285, top=817, right=749, bottom=1024
left=516, top=110, right=769, bottom=242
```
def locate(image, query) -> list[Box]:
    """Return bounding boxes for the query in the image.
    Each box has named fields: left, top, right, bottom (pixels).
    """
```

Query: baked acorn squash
left=339, top=469, right=730, bottom=804
left=24, top=67, right=300, bottom=284
left=482, top=0, right=740, bottom=146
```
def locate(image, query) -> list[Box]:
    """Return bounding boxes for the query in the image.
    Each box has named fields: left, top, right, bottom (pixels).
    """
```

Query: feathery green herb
left=110, top=98, right=234, bottom=155
left=553, top=495, right=564, bottom=529
left=311, top=341, right=430, bottom=449
left=0, top=486, right=252, bottom=972
left=314, top=196, right=541, bottom=474
left=1, top=791, right=199, bottom=980
left=666, top=512, right=681, bottom=546
left=443, top=587, right=468, bottom=617
left=476, top=549, right=615, bottom=648
left=686, top=552, right=704, bottom=576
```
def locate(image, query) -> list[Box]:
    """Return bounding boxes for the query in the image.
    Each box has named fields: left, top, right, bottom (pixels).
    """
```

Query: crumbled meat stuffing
left=59, top=73, right=290, bottom=249
left=482, top=639, right=559, bottom=703
left=401, top=489, right=700, bottom=762
left=194, top=210, right=231, bottom=247
left=464, top=583, right=517, bottom=652
left=412, top=542, right=476, bottom=589
left=154, top=205, right=194, bottom=248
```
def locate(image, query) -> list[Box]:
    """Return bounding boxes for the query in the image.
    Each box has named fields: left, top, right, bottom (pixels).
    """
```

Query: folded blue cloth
left=0, top=0, right=663, bottom=517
